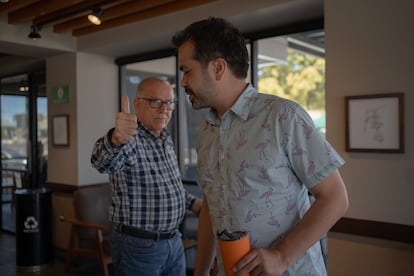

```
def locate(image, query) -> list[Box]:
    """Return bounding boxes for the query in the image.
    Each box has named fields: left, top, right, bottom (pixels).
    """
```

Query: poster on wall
left=345, top=93, right=404, bottom=153
left=52, top=115, right=69, bottom=147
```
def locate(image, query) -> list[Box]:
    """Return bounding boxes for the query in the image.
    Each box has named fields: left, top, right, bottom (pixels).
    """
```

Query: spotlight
left=28, top=24, right=41, bottom=39
left=88, top=7, right=103, bottom=25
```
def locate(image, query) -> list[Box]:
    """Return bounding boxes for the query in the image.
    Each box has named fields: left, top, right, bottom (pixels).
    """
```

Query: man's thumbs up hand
left=112, top=95, right=138, bottom=146
left=121, top=95, right=131, bottom=114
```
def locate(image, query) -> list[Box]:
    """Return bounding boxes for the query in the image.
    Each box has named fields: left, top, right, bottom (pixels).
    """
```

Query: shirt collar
left=138, top=122, right=168, bottom=142
left=206, top=83, right=257, bottom=125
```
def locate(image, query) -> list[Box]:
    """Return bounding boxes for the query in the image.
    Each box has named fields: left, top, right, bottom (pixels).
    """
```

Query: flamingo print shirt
left=196, top=84, right=344, bottom=275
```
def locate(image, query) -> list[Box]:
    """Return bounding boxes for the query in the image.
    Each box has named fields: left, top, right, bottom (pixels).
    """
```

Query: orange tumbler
left=217, top=230, right=251, bottom=276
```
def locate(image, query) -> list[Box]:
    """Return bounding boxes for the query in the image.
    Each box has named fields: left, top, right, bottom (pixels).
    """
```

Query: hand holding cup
left=217, top=230, right=251, bottom=276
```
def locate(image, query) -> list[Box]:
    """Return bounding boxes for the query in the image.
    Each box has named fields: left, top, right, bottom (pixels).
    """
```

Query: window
left=255, top=30, right=326, bottom=135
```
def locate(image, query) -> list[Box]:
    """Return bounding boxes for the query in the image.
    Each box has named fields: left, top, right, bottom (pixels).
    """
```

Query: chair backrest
left=73, top=183, right=112, bottom=239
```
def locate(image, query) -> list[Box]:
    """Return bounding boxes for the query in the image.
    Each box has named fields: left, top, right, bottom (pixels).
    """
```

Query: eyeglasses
left=137, top=97, right=176, bottom=110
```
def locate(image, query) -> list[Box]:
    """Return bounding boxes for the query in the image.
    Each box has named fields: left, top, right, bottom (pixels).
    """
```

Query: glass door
left=0, top=72, right=47, bottom=233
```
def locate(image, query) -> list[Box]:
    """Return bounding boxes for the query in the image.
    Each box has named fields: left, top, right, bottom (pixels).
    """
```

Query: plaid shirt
left=91, top=124, right=195, bottom=232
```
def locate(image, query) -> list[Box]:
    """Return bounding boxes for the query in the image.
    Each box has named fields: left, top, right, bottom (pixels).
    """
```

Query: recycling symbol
left=24, top=216, right=39, bottom=230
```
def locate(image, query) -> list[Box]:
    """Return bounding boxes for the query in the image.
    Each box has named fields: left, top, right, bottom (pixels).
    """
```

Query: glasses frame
left=137, top=97, right=176, bottom=110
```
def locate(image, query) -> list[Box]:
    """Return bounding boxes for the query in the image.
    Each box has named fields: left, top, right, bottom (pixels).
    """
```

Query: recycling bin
left=15, top=188, right=52, bottom=272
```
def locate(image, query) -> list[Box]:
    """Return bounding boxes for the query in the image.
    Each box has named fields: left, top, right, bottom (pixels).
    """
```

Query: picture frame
left=345, top=93, right=404, bottom=153
left=52, top=115, right=69, bottom=147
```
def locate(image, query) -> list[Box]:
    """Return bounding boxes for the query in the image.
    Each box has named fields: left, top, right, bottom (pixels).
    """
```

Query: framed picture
left=52, top=115, right=69, bottom=147
left=345, top=93, right=404, bottom=153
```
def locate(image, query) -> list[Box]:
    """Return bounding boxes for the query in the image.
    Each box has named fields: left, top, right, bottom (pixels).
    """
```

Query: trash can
left=15, top=188, right=53, bottom=272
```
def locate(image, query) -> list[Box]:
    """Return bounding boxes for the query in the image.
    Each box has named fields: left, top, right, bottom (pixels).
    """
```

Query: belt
left=114, top=224, right=179, bottom=240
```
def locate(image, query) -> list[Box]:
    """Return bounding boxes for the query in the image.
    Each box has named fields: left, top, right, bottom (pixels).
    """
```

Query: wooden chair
left=1, top=170, right=14, bottom=203
left=64, top=184, right=112, bottom=276
left=1, top=170, right=28, bottom=206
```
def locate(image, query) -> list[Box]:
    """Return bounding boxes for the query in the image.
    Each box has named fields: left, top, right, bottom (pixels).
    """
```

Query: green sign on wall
left=52, top=84, right=70, bottom=104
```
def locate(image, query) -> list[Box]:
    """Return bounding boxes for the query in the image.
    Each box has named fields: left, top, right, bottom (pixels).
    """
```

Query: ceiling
left=0, top=0, right=324, bottom=77
left=0, top=0, right=218, bottom=37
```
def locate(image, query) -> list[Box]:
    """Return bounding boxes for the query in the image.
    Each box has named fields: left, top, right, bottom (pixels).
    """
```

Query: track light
left=28, top=25, right=41, bottom=40
left=88, top=7, right=103, bottom=25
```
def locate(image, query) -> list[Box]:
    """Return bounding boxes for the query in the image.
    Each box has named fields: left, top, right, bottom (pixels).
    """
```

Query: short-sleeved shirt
left=196, top=84, right=344, bottom=275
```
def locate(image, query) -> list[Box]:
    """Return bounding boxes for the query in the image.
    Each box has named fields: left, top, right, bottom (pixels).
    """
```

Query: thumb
left=121, top=95, right=131, bottom=113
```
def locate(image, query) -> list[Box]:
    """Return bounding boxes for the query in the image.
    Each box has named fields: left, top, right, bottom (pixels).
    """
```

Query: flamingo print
left=237, top=180, right=250, bottom=199
left=258, top=167, right=271, bottom=182
left=261, top=121, right=271, bottom=132
left=267, top=213, right=280, bottom=227
left=204, top=168, right=214, bottom=181
left=236, top=130, right=247, bottom=150
left=245, top=209, right=259, bottom=223
left=278, top=106, right=289, bottom=122
left=300, top=119, right=313, bottom=139
left=324, top=141, right=335, bottom=165
left=256, top=139, right=269, bottom=160
left=307, top=161, right=315, bottom=175
left=285, top=196, right=296, bottom=215
left=292, top=144, right=307, bottom=156
left=286, top=174, right=295, bottom=188
left=238, top=160, right=249, bottom=173
left=260, top=188, right=274, bottom=208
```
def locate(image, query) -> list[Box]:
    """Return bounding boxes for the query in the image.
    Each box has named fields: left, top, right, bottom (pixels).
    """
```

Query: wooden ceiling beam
left=53, top=0, right=172, bottom=33
left=72, top=0, right=217, bottom=36
left=103, top=0, right=174, bottom=17
left=0, top=0, right=38, bottom=15
left=8, top=0, right=83, bottom=24
left=2, top=0, right=218, bottom=38
left=32, top=0, right=107, bottom=26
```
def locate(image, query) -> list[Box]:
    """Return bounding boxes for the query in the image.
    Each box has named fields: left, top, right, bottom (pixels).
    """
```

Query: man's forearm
left=194, top=199, right=216, bottom=275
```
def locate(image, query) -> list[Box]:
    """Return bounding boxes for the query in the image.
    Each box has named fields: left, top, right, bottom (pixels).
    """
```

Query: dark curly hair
left=172, top=17, right=249, bottom=79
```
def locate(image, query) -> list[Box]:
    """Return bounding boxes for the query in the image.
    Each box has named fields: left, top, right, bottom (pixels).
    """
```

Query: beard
left=185, top=70, right=216, bottom=110
left=185, top=87, right=204, bottom=110
left=185, top=87, right=213, bottom=110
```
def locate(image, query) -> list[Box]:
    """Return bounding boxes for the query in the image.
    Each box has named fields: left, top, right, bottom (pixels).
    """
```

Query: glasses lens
left=150, top=99, right=162, bottom=108
left=149, top=99, right=175, bottom=110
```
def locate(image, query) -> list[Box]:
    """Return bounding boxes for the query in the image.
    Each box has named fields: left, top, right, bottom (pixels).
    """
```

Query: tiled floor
left=0, top=231, right=111, bottom=276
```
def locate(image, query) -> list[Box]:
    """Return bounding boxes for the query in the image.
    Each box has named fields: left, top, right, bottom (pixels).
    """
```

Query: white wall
left=76, top=52, right=117, bottom=185
left=46, top=52, right=117, bottom=186
left=325, top=0, right=414, bottom=226
left=46, top=53, right=78, bottom=185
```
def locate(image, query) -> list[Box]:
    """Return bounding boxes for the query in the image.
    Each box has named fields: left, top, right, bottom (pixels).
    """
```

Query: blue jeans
left=111, top=230, right=186, bottom=276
